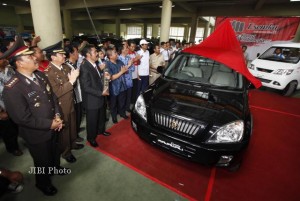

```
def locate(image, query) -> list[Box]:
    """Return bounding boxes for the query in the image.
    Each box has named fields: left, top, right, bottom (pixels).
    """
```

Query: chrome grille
left=257, top=67, right=273, bottom=73
left=154, top=113, right=204, bottom=137
left=255, top=77, right=272, bottom=83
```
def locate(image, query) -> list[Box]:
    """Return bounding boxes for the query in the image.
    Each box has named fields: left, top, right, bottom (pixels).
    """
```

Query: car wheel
left=282, top=81, right=298, bottom=96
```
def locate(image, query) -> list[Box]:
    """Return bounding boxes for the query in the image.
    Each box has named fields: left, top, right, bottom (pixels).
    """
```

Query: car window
left=259, top=46, right=300, bottom=64
left=164, top=54, right=243, bottom=89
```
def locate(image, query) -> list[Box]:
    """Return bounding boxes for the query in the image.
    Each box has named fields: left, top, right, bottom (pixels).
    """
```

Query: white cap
left=139, top=39, right=149, bottom=45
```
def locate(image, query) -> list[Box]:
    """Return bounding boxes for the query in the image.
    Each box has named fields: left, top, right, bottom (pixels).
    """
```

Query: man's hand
left=0, top=111, right=9, bottom=120
left=120, top=65, right=129, bottom=74
left=128, top=59, right=133, bottom=67
left=98, top=62, right=106, bottom=71
left=135, top=54, right=142, bottom=60
left=31, top=36, right=41, bottom=46
left=68, top=69, right=80, bottom=84
left=51, top=119, right=63, bottom=131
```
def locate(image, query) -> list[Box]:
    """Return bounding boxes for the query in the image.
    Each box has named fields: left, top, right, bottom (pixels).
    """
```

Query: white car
left=249, top=43, right=300, bottom=96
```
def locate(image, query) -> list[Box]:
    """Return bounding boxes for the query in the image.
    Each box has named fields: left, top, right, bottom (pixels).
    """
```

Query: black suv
left=131, top=53, right=253, bottom=169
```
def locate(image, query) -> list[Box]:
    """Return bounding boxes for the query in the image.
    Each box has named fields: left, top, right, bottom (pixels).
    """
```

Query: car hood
left=146, top=79, right=246, bottom=126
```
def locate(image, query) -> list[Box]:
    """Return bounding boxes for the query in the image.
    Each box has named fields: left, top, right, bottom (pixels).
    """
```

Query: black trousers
left=110, top=90, right=126, bottom=119
left=125, top=87, right=132, bottom=111
left=26, top=134, right=60, bottom=188
left=131, top=78, right=138, bottom=104
left=0, top=176, right=9, bottom=196
left=137, top=76, right=149, bottom=96
left=0, top=119, right=19, bottom=153
left=86, top=107, right=106, bottom=141
left=74, top=102, right=83, bottom=134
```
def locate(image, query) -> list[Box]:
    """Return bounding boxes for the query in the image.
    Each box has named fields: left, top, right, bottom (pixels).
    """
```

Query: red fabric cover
left=182, top=19, right=262, bottom=88
left=38, top=60, right=50, bottom=72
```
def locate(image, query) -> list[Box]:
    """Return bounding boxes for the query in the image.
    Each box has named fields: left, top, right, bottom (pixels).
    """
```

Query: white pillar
left=116, top=17, right=120, bottom=37
left=143, top=22, right=147, bottom=38
left=160, top=0, right=172, bottom=43
left=189, top=14, right=198, bottom=43
left=152, top=24, right=159, bottom=38
left=63, top=9, right=73, bottom=39
left=16, top=15, right=24, bottom=33
left=30, top=0, right=63, bottom=49
left=183, top=25, right=189, bottom=42
left=203, top=20, right=210, bottom=39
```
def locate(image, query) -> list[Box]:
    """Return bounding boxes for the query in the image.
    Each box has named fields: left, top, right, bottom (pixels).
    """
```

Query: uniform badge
left=34, top=102, right=41, bottom=108
left=25, top=78, right=31, bottom=85
left=46, top=84, right=50, bottom=92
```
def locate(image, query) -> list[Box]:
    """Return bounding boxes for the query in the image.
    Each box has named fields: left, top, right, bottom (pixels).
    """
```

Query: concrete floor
left=1, top=88, right=299, bottom=201
left=0, top=114, right=187, bottom=201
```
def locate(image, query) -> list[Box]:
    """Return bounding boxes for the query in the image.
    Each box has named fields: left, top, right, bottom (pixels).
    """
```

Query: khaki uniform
left=44, top=62, right=76, bottom=158
left=149, top=53, right=165, bottom=84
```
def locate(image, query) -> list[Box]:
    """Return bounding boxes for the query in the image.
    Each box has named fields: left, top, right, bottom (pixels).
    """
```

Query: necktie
left=95, top=66, right=101, bottom=78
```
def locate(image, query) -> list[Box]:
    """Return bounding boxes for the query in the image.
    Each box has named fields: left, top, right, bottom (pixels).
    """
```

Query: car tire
left=282, top=81, right=298, bottom=96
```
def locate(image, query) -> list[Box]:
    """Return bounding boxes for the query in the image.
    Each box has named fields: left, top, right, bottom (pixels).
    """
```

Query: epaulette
left=4, top=77, right=19, bottom=88
left=44, top=66, right=51, bottom=72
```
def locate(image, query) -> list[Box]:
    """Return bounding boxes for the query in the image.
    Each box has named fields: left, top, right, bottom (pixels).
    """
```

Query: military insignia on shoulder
left=5, top=78, right=19, bottom=88
left=44, top=66, right=51, bottom=72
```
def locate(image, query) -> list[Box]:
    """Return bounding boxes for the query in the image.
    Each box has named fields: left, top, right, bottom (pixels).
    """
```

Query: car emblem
left=170, top=120, right=178, bottom=129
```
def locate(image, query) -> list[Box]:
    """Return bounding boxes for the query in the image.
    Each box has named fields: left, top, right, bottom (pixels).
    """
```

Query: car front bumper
left=131, top=112, right=249, bottom=167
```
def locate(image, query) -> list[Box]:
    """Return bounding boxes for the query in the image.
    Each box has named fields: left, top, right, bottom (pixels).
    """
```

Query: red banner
left=216, top=17, right=300, bottom=60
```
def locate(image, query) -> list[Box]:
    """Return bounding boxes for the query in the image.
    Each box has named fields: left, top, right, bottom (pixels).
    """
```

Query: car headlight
left=134, top=95, right=147, bottom=122
left=273, top=69, right=294, bottom=75
left=248, top=64, right=255, bottom=70
left=206, top=120, right=244, bottom=143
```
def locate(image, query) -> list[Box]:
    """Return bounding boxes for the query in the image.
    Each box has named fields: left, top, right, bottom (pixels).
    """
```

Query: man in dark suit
left=79, top=44, right=111, bottom=147
left=1, top=36, right=65, bottom=196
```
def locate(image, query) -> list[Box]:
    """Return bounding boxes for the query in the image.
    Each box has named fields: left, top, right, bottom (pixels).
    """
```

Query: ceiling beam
left=63, top=0, right=160, bottom=9
left=175, top=2, right=197, bottom=13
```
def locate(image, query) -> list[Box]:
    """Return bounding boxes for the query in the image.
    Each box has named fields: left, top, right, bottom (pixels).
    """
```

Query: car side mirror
left=256, top=53, right=260, bottom=57
left=157, top=66, right=164, bottom=74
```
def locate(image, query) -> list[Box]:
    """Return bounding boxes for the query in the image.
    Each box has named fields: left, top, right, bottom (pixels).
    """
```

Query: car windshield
left=164, top=54, right=243, bottom=89
left=259, top=46, right=300, bottom=64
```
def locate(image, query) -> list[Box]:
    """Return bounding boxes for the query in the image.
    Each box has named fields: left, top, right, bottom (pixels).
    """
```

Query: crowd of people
left=0, top=35, right=195, bottom=196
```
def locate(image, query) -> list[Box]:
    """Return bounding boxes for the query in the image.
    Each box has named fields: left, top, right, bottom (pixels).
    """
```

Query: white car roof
left=272, top=43, right=300, bottom=48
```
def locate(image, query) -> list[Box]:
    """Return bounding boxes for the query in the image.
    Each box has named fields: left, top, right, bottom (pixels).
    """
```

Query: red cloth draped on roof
left=182, top=19, right=262, bottom=88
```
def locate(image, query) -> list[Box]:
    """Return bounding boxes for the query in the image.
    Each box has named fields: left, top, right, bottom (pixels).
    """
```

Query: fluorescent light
left=2, top=3, right=7, bottom=6
left=290, top=0, right=300, bottom=1
left=159, top=5, right=175, bottom=8
left=120, top=8, right=131, bottom=11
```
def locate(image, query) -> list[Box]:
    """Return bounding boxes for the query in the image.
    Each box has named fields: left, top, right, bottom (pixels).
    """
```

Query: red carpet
left=91, top=89, right=300, bottom=201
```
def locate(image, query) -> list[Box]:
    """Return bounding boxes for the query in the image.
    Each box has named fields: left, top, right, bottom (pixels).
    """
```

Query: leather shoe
left=36, top=184, right=57, bottom=196
left=88, top=140, right=99, bottom=147
left=72, top=144, right=84, bottom=150
left=63, top=154, right=76, bottom=163
left=75, top=136, right=84, bottom=142
left=102, top=131, right=111, bottom=136
left=120, top=115, right=129, bottom=119
left=112, top=117, right=118, bottom=124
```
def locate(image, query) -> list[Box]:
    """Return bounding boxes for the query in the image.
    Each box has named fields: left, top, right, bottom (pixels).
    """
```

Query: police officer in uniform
left=43, top=41, right=83, bottom=163
left=2, top=35, right=65, bottom=196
